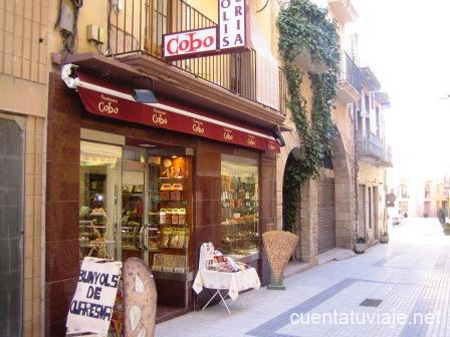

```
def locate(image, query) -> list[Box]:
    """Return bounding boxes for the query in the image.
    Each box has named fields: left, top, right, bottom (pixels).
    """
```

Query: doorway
left=282, top=150, right=302, bottom=260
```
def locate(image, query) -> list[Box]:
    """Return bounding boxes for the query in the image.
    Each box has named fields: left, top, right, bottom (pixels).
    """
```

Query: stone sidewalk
left=156, top=218, right=450, bottom=337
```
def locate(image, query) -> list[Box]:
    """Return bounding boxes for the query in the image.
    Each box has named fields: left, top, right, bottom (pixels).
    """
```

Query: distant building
left=355, top=69, right=392, bottom=243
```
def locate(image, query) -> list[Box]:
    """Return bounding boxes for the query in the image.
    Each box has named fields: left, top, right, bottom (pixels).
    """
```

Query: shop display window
left=121, top=169, right=145, bottom=253
left=79, top=141, right=122, bottom=260
left=79, top=141, right=194, bottom=276
left=147, top=154, right=194, bottom=275
left=221, top=156, right=259, bottom=260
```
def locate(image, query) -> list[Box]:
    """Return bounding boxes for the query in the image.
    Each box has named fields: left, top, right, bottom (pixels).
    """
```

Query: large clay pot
left=355, top=243, right=366, bottom=254
left=123, top=258, right=157, bottom=337
left=380, top=234, right=389, bottom=244
left=262, top=230, right=299, bottom=287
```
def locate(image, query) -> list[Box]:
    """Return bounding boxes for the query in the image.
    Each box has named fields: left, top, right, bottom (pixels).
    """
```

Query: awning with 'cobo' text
left=61, top=64, right=280, bottom=153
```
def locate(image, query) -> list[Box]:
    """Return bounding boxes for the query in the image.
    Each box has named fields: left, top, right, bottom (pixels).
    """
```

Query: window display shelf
left=147, top=154, right=193, bottom=275
left=221, top=157, right=259, bottom=259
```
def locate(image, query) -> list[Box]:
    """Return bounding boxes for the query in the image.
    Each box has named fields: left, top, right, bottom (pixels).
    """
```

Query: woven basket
left=262, top=230, right=299, bottom=284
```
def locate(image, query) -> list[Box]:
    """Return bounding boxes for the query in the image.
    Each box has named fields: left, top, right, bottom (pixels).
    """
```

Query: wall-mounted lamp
left=131, top=76, right=158, bottom=104
left=132, top=89, right=158, bottom=104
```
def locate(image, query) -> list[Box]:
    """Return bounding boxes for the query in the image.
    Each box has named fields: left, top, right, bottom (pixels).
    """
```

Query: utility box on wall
left=86, top=24, right=105, bottom=44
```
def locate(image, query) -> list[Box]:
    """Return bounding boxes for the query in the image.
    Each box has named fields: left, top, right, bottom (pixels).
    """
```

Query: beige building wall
left=24, top=116, right=45, bottom=337
left=0, top=0, right=49, bottom=336
left=358, top=162, right=387, bottom=242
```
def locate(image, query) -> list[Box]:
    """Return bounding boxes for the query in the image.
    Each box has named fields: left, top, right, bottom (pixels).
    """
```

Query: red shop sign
left=162, top=0, right=249, bottom=61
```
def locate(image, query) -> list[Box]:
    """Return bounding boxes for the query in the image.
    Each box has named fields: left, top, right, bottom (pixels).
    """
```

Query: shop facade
left=45, top=59, right=280, bottom=334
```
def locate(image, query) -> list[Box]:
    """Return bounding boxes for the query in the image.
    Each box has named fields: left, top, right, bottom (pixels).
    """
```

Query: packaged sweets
left=159, top=209, right=168, bottom=225
left=179, top=235, right=187, bottom=249
left=178, top=208, right=186, bottom=225
left=166, top=209, right=173, bottom=225
left=174, top=255, right=185, bottom=273
left=169, top=235, right=179, bottom=248
left=170, top=183, right=183, bottom=201
left=160, top=183, right=171, bottom=201
left=163, top=255, right=177, bottom=272
left=175, top=234, right=185, bottom=249
left=152, top=254, right=164, bottom=271
left=171, top=209, right=179, bottom=225
left=160, top=234, right=170, bottom=248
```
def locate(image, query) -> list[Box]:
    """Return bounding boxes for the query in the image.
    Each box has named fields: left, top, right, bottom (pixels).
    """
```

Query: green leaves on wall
left=278, top=0, right=340, bottom=230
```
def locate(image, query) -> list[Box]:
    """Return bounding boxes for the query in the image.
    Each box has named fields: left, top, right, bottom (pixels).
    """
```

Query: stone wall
left=275, top=89, right=357, bottom=262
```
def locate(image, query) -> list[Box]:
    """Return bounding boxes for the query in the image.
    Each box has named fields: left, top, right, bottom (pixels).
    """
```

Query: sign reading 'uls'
left=163, top=0, right=248, bottom=60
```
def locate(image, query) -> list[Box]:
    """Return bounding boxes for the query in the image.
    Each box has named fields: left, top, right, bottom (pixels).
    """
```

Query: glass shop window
left=79, top=141, right=122, bottom=260
left=221, top=156, right=259, bottom=260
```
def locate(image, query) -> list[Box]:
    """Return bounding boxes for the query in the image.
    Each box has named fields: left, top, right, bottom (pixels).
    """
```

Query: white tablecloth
left=193, top=268, right=261, bottom=301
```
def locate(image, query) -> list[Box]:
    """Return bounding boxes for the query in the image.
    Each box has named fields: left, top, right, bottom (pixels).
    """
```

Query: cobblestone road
left=156, top=218, right=450, bottom=337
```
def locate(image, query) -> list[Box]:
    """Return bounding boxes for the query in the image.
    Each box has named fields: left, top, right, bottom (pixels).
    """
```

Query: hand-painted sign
left=66, top=257, right=122, bottom=336
left=163, top=0, right=248, bottom=60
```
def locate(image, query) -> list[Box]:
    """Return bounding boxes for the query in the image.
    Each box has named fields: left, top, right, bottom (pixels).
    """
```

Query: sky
left=351, top=0, right=450, bottom=182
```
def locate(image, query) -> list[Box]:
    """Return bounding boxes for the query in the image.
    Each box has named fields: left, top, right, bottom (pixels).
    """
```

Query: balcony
left=86, top=0, right=286, bottom=128
left=337, top=52, right=362, bottom=103
left=357, top=132, right=392, bottom=167
left=328, top=0, right=358, bottom=24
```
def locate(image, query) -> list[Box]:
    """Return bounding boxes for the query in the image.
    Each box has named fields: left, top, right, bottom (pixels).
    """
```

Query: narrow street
left=156, top=218, right=450, bottom=337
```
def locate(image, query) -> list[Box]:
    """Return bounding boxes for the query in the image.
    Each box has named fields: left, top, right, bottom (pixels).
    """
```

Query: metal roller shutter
left=0, top=117, right=25, bottom=337
left=317, top=177, right=336, bottom=254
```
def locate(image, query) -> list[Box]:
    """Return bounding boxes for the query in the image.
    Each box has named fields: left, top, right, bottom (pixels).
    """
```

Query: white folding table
left=192, top=268, right=261, bottom=314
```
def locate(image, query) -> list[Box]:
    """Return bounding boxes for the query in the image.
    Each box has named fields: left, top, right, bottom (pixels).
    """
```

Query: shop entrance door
left=122, top=160, right=149, bottom=264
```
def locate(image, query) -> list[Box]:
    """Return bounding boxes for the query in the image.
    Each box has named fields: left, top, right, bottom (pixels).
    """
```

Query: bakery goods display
left=221, top=161, right=259, bottom=259
left=147, top=155, right=192, bottom=275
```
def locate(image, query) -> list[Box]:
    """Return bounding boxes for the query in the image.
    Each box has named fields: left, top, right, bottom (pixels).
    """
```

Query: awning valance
left=62, top=65, right=280, bottom=153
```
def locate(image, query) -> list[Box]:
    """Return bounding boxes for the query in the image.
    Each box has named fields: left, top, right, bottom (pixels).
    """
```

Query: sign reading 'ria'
left=162, top=0, right=249, bottom=61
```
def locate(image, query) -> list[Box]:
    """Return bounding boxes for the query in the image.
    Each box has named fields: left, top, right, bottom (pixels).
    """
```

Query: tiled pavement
left=156, top=218, right=450, bottom=336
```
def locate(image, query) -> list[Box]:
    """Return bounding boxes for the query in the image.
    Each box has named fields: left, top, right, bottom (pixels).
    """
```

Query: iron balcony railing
left=107, top=0, right=285, bottom=115
left=357, top=132, right=392, bottom=166
left=340, top=52, right=362, bottom=94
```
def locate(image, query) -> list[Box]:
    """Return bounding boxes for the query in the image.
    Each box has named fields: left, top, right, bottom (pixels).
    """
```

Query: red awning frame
left=61, top=64, right=280, bottom=153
